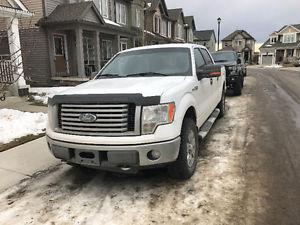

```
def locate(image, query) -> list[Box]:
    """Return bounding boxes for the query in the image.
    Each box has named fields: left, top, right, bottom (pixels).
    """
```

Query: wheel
left=217, top=86, right=226, bottom=118
left=233, top=78, right=242, bottom=96
left=168, top=117, right=199, bottom=180
left=0, top=95, right=5, bottom=101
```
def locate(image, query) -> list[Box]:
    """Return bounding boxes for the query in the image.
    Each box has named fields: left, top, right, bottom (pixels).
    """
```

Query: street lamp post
left=217, top=17, right=221, bottom=51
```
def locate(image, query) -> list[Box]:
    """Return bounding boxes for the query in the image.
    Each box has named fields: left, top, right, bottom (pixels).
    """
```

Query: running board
left=198, top=108, right=220, bottom=140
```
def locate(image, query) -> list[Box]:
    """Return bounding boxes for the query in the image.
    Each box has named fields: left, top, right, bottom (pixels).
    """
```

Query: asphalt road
left=0, top=68, right=299, bottom=225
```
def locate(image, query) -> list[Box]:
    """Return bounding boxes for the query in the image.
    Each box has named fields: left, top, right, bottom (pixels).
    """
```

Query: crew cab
left=211, top=50, right=245, bottom=95
left=46, top=44, right=226, bottom=179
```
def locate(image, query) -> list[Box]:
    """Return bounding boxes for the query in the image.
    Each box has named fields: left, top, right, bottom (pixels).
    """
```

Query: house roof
left=194, top=30, right=216, bottom=42
left=0, top=0, right=32, bottom=17
left=222, top=30, right=256, bottom=41
left=184, top=16, right=196, bottom=30
left=146, top=0, right=169, bottom=17
left=40, top=2, right=104, bottom=25
left=167, top=8, right=183, bottom=21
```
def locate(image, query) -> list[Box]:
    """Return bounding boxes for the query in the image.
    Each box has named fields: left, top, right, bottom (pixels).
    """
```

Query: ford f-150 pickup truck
left=46, top=44, right=226, bottom=179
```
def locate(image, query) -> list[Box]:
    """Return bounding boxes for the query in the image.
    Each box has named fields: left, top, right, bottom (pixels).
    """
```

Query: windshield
left=97, top=48, right=192, bottom=78
left=211, top=52, right=236, bottom=62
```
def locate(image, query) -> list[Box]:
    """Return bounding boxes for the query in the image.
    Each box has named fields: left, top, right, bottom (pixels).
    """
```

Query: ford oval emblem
left=79, top=113, right=97, bottom=123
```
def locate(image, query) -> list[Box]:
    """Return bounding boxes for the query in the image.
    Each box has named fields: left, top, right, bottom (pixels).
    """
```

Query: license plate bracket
left=74, top=150, right=100, bottom=167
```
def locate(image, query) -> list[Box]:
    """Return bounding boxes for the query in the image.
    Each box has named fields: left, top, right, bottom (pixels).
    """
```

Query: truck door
left=200, top=48, right=222, bottom=109
left=193, top=48, right=213, bottom=126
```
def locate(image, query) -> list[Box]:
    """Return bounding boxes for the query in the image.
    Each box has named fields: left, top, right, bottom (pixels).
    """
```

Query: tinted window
left=99, top=48, right=192, bottom=77
left=200, top=49, right=213, bottom=64
left=194, top=48, right=205, bottom=68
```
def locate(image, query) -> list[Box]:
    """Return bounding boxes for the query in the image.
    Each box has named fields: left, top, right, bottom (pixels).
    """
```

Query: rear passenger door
left=193, top=48, right=214, bottom=126
left=200, top=48, right=222, bottom=109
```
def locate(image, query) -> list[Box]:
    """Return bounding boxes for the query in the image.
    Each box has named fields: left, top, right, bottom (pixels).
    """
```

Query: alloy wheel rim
left=186, top=129, right=196, bottom=168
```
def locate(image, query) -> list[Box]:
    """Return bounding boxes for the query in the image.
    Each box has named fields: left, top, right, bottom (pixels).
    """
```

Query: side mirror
left=237, top=58, right=242, bottom=64
left=196, top=64, right=222, bottom=80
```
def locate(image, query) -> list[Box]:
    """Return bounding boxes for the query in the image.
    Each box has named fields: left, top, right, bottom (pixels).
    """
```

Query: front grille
left=58, top=103, right=137, bottom=136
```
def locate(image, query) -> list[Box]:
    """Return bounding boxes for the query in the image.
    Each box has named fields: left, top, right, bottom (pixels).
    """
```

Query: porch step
left=198, top=108, right=220, bottom=140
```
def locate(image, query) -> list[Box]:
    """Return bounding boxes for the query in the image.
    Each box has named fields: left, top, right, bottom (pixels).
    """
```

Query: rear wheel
left=168, top=118, right=199, bottom=180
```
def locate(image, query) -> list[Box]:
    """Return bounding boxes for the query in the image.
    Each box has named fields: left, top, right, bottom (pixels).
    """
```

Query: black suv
left=211, top=51, right=245, bottom=95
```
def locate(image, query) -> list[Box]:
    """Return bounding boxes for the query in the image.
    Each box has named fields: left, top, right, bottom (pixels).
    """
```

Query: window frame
left=101, top=39, right=113, bottom=61
left=116, top=2, right=127, bottom=25
left=283, top=33, right=297, bottom=44
left=99, top=0, right=108, bottom=18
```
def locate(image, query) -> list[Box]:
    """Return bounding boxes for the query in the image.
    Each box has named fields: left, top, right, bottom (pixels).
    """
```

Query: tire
left=168, top=118, right=199, bottom=180
left=233, top=78, right=242, bottom=96
left=217, top=86, right=226, bottom=118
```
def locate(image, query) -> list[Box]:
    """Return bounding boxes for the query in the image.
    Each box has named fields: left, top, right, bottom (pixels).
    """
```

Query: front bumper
left=46, top=136, right=181, bottom=172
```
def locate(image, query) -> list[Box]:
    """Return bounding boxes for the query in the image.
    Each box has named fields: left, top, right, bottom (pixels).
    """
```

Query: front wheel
left=168, top=118, right=199, bottom=180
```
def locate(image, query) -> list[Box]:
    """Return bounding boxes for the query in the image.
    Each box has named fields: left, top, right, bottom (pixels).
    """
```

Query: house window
left=120, top=41, right=127, bottom=51
left=83, top=36, right=95, bottom=66
left=177, top=24, right=183, bottom=39
left=154, top=16, right=160, bottom=33
left=270, top=37, right=277, bottom=44
left=102, top=40, right=112, bottom=61
left=236, top=40, right=242, bottom=46
left=116, top=2, right=127, bottom=25
left=283, top=33, right=296, bottom=43
left=99, top=0, right=108, bottom=18
left=167, top=21, right=172, bottom=38
left=161, top=20, right=167, bottom=36
left=54, top=36, right=64, bottom=56
left=136, top=9, right=141, bottom=27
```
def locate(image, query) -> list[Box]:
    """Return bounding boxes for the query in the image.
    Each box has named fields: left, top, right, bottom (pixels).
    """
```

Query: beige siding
left=44, top=0, right=65, bottom=16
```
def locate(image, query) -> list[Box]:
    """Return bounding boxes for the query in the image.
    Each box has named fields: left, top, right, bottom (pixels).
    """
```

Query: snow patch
left=265, top=64, right=282, bottom=68
left=0, top=109, right=47, bottom=144
left=104, top=18, right=121, bottom=27
left=30, top=87, right=71, bottom=105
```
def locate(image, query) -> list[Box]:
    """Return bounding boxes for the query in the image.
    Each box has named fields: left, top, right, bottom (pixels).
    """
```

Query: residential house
left=194, top=29, right=216, bottom=52
left=184, top=16, right=196, bottom=43
left=144, top=0, right=173, bottom=45
left=222, top=30, right=256, bottom=63
left=167, top=8, right=185, bottom=43
left=0, top=0, right=146, bottom=86
left=259, top=24, right=300, bottom=65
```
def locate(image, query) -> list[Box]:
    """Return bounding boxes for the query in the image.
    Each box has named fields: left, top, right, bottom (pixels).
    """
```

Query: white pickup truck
left=46, top=44, right=226, bottom=179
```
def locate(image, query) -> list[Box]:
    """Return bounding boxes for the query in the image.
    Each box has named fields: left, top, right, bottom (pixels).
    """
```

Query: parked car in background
left=46, top=44, right=226, bottom=180
left=211, top=51, right=245, bottom=95
left=239, top=57, right=247, bottom=76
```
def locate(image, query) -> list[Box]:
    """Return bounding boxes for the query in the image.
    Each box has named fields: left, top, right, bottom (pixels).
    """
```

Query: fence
left=0, top=60, right=14, bottom=84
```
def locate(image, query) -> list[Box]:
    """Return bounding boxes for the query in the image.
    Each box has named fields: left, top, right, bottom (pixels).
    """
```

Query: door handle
left=192, top=86, right=198, bottom=91
left=210, top=78, right=213, bottom=85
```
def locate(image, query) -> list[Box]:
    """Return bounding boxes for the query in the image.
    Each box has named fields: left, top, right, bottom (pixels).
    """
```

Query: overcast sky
left=165, top=0, right=300, bottom=43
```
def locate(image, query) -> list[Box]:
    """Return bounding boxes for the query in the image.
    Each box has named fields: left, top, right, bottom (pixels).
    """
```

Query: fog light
left=147, top=150, right=161, bottom=160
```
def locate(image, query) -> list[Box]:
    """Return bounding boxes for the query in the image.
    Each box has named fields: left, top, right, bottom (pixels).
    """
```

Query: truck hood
left=58, top=76, right=186, bottom=97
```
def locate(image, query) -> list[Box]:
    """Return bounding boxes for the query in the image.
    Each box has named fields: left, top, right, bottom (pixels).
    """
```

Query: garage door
left=262, top=55, right=273, bottom=65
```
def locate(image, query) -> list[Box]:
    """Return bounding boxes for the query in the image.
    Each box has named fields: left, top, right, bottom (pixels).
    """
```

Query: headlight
left=142, top=103, right=175, bottom=134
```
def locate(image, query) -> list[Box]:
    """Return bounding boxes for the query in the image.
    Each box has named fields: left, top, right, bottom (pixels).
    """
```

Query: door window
left=194, top=48, right=206, bottom=69
left=102, top=40, right=113, bottom=61
left=54, top=36, right=64, bottom=56
left=200, top=49, right=213, bottom=65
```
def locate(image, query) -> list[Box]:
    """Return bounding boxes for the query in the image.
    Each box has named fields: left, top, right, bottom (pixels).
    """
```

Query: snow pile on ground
left=30, top=87, right=71, bottom=105
left=265, top=64, right=283, bottom=68
left=0, top=109, right=47, bottom=144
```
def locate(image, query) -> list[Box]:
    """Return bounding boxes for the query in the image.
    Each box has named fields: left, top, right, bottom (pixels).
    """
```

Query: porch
left=275, top=48, right=300, bottom=64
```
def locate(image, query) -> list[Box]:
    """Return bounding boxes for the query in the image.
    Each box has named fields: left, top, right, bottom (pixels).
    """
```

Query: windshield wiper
left=96, top=73, right=120, bottom=79
left=124, top=72, right=169, bottom=77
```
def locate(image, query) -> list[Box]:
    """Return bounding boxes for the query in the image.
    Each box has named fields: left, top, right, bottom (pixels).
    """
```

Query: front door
left=54, top=34, right=68, bottom=76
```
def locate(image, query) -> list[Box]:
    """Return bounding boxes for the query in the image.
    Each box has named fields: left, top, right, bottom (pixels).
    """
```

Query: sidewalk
left=0, top=137, right=60, bottom=192
left=0, top=96, right=47, bottom=113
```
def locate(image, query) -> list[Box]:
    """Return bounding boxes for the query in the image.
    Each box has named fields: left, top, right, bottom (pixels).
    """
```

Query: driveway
left=0, top=68, right=299, bottom=225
